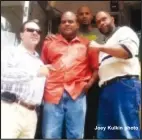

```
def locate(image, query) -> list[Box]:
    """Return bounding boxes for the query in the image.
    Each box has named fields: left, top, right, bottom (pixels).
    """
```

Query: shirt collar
left=57, top=34, right=81, bottom=44
left=18, top=43, right=39, bottom=57
left=104, top=26, right=120, bottom=42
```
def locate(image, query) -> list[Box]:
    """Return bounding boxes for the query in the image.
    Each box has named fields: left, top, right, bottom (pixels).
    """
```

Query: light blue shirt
left=1, top=43, right=46, bottom=105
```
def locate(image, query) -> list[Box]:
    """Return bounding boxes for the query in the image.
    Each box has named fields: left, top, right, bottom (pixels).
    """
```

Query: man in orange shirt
left=41, top=11, right=98, bottom=139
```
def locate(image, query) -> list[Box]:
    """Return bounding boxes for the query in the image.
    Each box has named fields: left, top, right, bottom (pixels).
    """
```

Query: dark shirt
left=78, top=28, right=105, bottom=43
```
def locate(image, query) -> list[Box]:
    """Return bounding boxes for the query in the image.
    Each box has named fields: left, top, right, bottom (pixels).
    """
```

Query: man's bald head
left=61, top=11, right=77, bottom=22
left=95, top=11, right=112, bottom=20
left=77, top=6, right=92, bottom=15
left=95, top=11, right=115, bottom=36
left=77, top=6, right=93, bottom=26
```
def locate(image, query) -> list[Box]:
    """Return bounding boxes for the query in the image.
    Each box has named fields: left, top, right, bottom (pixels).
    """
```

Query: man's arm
left=1, top=67, right=37, bottom=83
left=1, top=65, right=53, bottom=83
left=84, top=69, right=99, bottom=91
left=1, top=49, right=36, bottom=83
left=1, top=62, right=52, bottom=83
left=89, top=41, right=133, bottom=59
left=98, top=44, right=130, bottom=59
left=89, top=27, right=139, bottom=59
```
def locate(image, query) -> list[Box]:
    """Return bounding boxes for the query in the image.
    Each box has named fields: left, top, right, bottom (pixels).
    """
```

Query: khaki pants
left=1, top=100, right=37, bottom=139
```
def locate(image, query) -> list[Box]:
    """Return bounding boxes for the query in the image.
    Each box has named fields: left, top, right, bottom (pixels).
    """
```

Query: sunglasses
left=24, top=28, right=42, bottom=35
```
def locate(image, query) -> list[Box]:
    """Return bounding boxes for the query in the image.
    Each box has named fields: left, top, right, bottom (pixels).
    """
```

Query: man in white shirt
left=89, top=11, right=141, bottom=139
left=1, top=20, right=53, bottom=138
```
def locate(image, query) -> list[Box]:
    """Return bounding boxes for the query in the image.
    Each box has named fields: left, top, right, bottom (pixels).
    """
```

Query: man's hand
left=89, top=40, right=102, bottom=52
left=90, top=41, right=131, bottom=59
left=45, top=33, right=57, bottom=41
left=82, top=83, right=92, bottom=93
left=37, top=65, right=56, bottom=77
left=82, top=70, right=99, bottom=93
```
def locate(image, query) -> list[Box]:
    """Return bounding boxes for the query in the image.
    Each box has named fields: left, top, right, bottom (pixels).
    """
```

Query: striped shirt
left=1, top=44, right=46, bottom=105
left=98, top=26, right=140, bottom=87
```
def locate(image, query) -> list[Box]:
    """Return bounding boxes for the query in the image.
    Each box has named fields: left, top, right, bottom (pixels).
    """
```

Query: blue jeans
left=42, top=90, right=86, bottom=139
left=97, top=77, right=141, bottom=139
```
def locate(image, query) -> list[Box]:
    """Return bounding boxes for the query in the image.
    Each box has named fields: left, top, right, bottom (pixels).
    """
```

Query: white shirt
left=98, top=26, right=140, bottom=87
left=1, top=43, right=46, bottom=105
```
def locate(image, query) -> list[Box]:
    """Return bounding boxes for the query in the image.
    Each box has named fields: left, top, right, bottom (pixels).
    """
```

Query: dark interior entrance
left=130, top=8, right=141, bottom=32
left=130, top=7, right=141, bottom=61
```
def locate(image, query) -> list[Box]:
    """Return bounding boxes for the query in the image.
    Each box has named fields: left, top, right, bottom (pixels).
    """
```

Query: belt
left=1, top=92, right=37, bottom=111
left=15, top=99, right=37, bottom=111
left=102, top=75, right=139, bottom=88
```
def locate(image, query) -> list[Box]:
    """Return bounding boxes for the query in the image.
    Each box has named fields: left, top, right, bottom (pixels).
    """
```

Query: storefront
left=1, top=1, right=24, bottom=47
left=1, top=1, right=141, bottom=45
left=1, top=1, right=141, bottom=139
left=1, top=1, right=49, bottom=51
left=1, top=1, right=61, bottom=53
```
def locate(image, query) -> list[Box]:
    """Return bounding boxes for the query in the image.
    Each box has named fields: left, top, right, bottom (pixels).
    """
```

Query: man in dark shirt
left=77, top=6, right=104, bottom=139
left=77, top=6, right=104, bottom=44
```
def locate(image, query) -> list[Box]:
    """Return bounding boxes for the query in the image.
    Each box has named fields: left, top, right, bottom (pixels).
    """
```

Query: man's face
left=77, top=7, right=93, bottom=25
left=60, top=12, right=79, bottom=37
left=20, top=22, right=41, bottom=48
left=95, top=12, right=114, bottom=35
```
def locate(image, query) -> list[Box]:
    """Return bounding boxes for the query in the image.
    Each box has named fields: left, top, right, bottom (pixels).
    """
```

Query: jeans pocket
left=120, top=78, right=135, bottom=90
left=120, top=79, right=141, bottom=111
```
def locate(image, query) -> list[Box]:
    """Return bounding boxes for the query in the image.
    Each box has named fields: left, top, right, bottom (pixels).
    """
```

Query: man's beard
left=100, top=26, right=114, bottom=36
left=80, top=24, right=89, bottom=28
left=79, top=24, right=90, bottom=32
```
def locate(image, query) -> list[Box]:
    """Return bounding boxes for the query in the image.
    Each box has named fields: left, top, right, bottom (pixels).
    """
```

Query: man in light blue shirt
left=1, top=20, right=54, bottom=139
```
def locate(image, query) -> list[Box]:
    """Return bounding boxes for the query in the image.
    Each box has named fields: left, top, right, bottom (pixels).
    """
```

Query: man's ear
left=91, top=14, right=93, bottom=21
left=77, top=22, right=80, bottom=29
left=76, top=13, right=79, bottom=19
left=76, top=20, right=80, bottom=29
left=20, top=32, right=23, bottom=40
left=58, top=26, right=60, bottom=33
left=58, top=25, right=61, bottom=33
left=111, top=16, right=115, bottom=24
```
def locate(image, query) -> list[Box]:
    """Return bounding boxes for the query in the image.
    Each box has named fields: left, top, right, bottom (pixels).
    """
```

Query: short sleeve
left=117, top=26, right=139, bottom=58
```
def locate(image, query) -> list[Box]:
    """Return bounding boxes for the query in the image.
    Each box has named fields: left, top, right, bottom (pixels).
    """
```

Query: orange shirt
left=41, top=34, right=98, bottom=104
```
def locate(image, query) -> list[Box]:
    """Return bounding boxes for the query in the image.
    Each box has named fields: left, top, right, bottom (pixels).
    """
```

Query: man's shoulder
left=78, top=36, right=90, bottom=45
left=43, top=34, right=61, bottom=45
left=119, top=26, right=131, bottom=30
left=2, top=46, right=18, bottom=56
left=91, top=28, right=100, bottom=33
left=43, top=39, right=54, bottom=46
left=117, top=26, right=135, bottom=34
left=116, top=26, right=138, bottom=40
left=42, top=39, right=57, bottom=50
